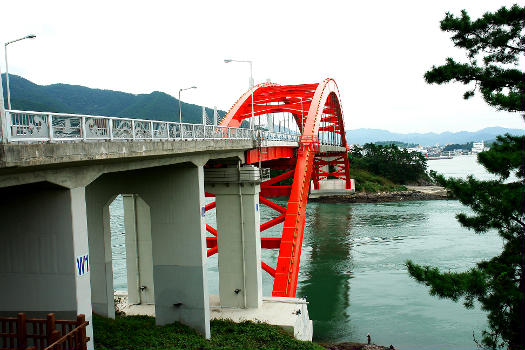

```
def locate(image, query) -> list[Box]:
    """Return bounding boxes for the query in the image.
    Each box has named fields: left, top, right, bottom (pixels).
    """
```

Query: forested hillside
left=1, top=74, right=224, bottom=124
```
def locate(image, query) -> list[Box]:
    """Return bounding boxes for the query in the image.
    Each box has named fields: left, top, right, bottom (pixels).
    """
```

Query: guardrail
left=1, top=110, right=341, bottom=146
left=0, top=313, right=89, bottom=350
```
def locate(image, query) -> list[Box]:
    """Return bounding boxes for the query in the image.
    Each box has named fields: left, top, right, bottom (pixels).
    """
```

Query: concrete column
left=210, top=182, right=262, bottom=309
left=69, top=187, right=94, bottom=350
left=136, top=165, right=210, bottom=338
left=86, top=182, right=116, bottom=319
left=0, top=183, right=93, bottom=349
left=123, top=194, right=154, bottom=305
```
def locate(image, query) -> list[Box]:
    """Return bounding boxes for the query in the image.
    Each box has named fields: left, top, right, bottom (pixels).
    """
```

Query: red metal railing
left=0, top=313, right=88, bottom=350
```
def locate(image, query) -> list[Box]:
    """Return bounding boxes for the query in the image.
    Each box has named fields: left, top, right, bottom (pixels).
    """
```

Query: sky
left=1, top=0, right=523, bottom=133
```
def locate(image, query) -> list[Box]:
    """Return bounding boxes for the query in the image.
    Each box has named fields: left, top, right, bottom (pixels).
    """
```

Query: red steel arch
left=207, top=78, right=351, bottom=297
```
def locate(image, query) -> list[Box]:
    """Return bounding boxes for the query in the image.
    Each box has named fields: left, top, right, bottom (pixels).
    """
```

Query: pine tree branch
left=510, top=215, right=525, bottom=228
left=469, top=30, right=525, bottom=53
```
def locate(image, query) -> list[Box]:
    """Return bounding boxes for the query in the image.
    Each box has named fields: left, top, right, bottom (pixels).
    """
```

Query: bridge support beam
left=205, top=166, right=262, bottom=309
left=123, top=194, right=155, bottom=305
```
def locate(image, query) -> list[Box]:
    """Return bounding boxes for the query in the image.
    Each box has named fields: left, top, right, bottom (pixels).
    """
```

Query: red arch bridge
left=205, top=78, right=351, bottom=297
left=0, top=77, right=351, bottom=344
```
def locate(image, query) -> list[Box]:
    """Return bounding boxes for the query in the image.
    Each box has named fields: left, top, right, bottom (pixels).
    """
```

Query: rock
left=320, top=342, right=393, bottom=350
left=310, top=186, right=449, bottom=204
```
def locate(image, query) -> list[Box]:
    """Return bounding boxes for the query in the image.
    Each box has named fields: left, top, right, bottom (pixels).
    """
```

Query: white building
left=472, top=141, right=484, bottom=153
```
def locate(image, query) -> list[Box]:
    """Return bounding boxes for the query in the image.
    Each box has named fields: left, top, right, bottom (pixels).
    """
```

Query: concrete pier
left=0, top=183, right=94, bottom=348
left=309, top=179, right=355, bottom=198
left=123, top=194, right=155, bottom=305
left=205, top=166, right=262, bottom=309
left=86, top=164, right=211, bottom=338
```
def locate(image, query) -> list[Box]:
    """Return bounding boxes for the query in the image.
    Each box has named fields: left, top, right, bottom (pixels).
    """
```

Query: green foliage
left=407, top=5, right=525, bottom=350
left=350, top=167, right=407, bottom=193
left=350, top=143, right=429, bottom=185
left=424, top=5, right=525, bottom=113
left=374, top=141, right=417, bottom=148
left=442, top=142, right=474, bottom=152
left=92, top=314, right=326, bottom=350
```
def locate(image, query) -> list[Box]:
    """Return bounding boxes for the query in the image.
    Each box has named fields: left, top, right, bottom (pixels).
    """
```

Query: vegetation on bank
left=350, top=143, right=431, bottom=189
left=373, top=140, right=418, bottom=148
left=349, top=166, right=407, bottom=193
left=93, top=314, right=325, bottom=350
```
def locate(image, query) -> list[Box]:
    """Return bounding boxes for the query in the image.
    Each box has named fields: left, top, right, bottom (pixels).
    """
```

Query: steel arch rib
left=219, top=78, right=349, bottom=297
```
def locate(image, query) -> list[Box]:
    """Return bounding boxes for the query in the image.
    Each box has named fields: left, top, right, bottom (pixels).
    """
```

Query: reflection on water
left=299, top=203, right=353, bottom=341
left=298, top=200, right=502, bottom=350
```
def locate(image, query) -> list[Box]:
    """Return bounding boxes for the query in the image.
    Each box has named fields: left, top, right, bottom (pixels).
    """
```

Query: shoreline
left=311, top=186, right=448, bottom=204
left=321, top=342, right=394, bottom=350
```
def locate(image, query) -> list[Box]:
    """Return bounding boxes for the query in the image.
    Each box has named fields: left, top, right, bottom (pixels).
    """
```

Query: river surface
left=109, top=155, right=502, bottom=350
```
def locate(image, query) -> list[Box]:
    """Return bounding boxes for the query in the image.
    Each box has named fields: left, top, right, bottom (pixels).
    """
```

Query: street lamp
left=224, top=59, right=254, bottom=130
left=4, top=34, right=36, bottom=110
left=178, top=86, right=197, bottom=125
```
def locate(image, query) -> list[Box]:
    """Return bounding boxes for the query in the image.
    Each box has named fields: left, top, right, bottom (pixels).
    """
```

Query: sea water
left=109, top=155, right=503, bottom=349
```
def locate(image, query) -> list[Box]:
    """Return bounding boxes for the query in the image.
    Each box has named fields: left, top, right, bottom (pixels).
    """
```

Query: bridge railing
left=2, top=110, right=342, bottom=146
left=3, top=110, right=255, bottom=143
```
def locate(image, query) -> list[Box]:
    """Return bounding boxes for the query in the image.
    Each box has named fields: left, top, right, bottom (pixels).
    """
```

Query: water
left=428, top=155, right=494, bottom=180
left=109, top=155, right=502, bottom=350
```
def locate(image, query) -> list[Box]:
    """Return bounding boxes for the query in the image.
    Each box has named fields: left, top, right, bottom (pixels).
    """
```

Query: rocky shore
left=311, top=186, right=448, bottom=204
left=321, top=342, right=395, bottom=350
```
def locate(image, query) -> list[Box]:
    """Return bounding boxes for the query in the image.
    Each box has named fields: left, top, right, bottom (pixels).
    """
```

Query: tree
left=350, top=143, right=428, bottom=184
left=406, top=5, right=525, bottom=350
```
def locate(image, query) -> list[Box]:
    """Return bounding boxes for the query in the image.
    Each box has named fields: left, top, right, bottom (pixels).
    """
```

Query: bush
left=93, top=313, right=326, bottom=350
left=350, top=143, right=429, bottom=185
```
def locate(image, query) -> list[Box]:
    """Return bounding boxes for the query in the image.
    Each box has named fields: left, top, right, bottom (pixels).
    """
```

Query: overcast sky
left=1, top=0, right=523, bottom=133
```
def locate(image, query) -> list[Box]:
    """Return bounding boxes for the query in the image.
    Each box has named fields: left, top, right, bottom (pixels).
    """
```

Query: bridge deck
left=0, top=138, right=345, bottom=169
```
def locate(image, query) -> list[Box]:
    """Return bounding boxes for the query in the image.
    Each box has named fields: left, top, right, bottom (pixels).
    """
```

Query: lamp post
left=224, top=59, right=254, bottom=130
left=178, top=86, right=197, bottom=125
left=0, top=61, right=6, bottom=142
left=4, top=34, right=36, bottom=110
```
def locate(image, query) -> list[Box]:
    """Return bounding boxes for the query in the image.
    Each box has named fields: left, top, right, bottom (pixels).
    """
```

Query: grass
left=350, top=166, right=408, bottom=193
left=93, top=313, right=326, bottom=350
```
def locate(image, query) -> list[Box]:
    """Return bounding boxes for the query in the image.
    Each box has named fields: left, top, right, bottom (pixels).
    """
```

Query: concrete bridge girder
left=0, top=149, right=246, bottom=189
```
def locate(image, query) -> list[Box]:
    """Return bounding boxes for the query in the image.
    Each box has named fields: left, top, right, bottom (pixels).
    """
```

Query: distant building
left=407, top=146, right=428, bottom=157
left=472, top=141, right=484, bottom=153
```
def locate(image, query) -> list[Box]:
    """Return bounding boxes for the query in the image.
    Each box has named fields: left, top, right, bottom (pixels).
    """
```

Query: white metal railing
left=1, top=109, right=342, bottom=146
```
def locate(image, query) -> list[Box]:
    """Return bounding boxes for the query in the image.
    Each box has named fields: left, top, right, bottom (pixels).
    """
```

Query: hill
left=347, top=127, right=525, bottom=146
left=1, top=74, right=224, bottom=124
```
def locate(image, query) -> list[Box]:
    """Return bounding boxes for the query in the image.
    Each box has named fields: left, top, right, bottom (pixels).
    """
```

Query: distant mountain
left=347, top=127, right=525, bottom=146
left=1, top=74, right=224, bottom=124
left=4, top=75, right=523, bottom=144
